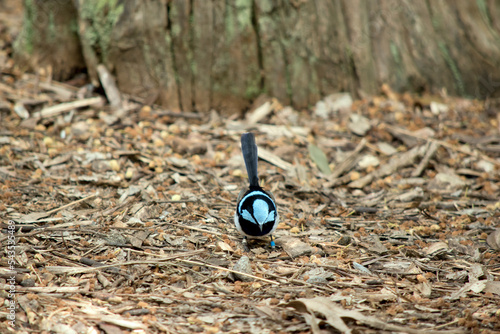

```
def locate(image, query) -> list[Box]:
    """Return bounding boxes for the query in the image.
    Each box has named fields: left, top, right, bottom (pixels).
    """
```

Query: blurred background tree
left=13, top=0, right=500, bottom=113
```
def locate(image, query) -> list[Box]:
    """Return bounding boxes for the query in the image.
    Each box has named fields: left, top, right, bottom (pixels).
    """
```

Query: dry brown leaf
left=449, top=280, right=487, bottom=300
left=484, top=281, right=500, bottom=295
left=486, top=228, right=500, bottom=250
left=285, top=297, right=466, bottom=334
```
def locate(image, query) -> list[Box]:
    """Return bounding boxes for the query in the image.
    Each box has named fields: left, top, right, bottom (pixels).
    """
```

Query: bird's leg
left=270, top=235, right=275, bottom=248
left=242, top=236, right=250, bottom=252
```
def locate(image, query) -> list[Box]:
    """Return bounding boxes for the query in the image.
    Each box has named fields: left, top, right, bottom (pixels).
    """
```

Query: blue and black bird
left=234, top=133, right=279, bottom=248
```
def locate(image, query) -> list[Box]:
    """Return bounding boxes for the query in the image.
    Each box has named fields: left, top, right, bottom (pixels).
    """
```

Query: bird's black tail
left=241, top=133, right=260, bottom=187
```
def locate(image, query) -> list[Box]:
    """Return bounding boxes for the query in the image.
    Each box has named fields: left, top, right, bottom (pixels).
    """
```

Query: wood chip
left=33, top=97, right=104, bottom=118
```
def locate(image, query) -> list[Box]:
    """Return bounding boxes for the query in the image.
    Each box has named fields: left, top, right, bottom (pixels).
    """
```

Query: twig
left=5, top=285, right=83, bottom=293
left=97, top=64, right=122, bottom=108
left=432, top=319, right=460, bottom=330
left=348, top=144, right=427, bottom=188
left=412, top=141, right=440, bottom=177
left=328, top=138, right=367, bottom=181
left=174, top=274, right=219, bottom=295
left=33, top=97, right=104, bottom=118
left=246, top=100, right=277, bottom=125
left=258, top=147, right=294, bottom=172
left=385, top=124, right=500, bottom=166
left=46, top=194, right=97, bottom=215
left=161, top=221, right=239, bottom=240
left=156, top=110, right=202, bottom=119
left=102, top=196, right=136, bottom=216
left=37, top=81, right=76, bottom=100
left=45, top=250, right=205, bottom=275
left=178, top=259, right=280, bottom=285
left=153, top=199, right=199, bottom=204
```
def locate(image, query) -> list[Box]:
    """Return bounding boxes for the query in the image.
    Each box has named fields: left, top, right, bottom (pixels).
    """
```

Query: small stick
left=412, top=141, right=439, bottom=177
left=385, top=124, right=500, bottom=166
left=46, top=194, right=97, bottom=215
left=33, top=97, right=104, bottom=118
left=45, top=250, right=205, bottom=275
left=432, top=319, right=460, bottom=330
left=329, top=138, right=367, bottom=180
left=97, top=64, right=122, bottom=108
left=258, top=147, right=294, bottom=171
left=161, top=221, right=239, bottom=240
left=179, top=259, right=280, bottom=285
left=156, top=110, right=202, bottom=119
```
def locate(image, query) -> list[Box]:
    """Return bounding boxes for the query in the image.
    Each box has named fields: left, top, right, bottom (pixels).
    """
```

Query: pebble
left=231, top=256, right=254, bottom=282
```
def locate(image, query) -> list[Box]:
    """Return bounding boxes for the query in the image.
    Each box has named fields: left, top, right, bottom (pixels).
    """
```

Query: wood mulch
left=1, top=14, right=500, bottom=334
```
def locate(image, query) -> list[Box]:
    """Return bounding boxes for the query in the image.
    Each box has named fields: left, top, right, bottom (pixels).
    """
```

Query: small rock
left=314, top=93, right=353, bottom=118
left=477, top=160, right=494, bottom=173
left=435, top=172, right=467, bottom=188
left=337, top=236, right=351, bottom=246
left=325, top=93, right=353, bottom=112
left=20, top=278, right=36, bottom=287
left=306, top=276, right=329, bottom=285
left=104, top=233, right=128, bottom=246
left=276, top=237, right=313, bottom=258
left=377, top=142, right=398, bottom=156
left=314, top=100, right=329, bottom=119
left=71, top=121, right=90, bottom=137
left=430, top=101, right=449, bottom=115
left=357, top=154, right=380, bottom=169
left=348, top=114, right=371, bottom=136
left=231, top=256, right=254, bottom=282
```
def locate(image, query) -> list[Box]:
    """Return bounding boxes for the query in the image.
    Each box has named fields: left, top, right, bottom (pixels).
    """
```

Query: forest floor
left=1, top=7, right=500, bottom=334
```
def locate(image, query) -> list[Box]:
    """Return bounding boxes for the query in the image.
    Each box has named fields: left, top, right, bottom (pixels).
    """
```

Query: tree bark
left=14, top=0, right=500, bottom=113
left=14, top=0, right=84, bottom=79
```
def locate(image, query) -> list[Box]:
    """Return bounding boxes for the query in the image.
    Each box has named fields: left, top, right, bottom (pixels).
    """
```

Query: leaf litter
left=1, top=24, right=500, bottom=334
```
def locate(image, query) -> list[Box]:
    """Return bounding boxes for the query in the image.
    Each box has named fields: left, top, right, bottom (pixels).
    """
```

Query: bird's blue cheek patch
left=241, top=210, right=256, bottom=224
left=266, top=211, right=275, bottom=223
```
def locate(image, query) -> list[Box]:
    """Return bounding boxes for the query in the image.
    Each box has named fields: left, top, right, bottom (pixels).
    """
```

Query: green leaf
left=308, top=144, right=331, bottom=175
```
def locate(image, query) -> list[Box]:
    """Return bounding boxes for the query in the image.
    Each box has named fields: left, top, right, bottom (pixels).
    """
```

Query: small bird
left=235, top=133, right=279, bottom=249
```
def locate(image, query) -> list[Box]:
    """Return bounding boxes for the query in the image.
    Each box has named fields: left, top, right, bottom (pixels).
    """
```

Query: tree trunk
left=14, top=0, right=500, bottom=113
left=14, top=0, right=84, bottom=79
